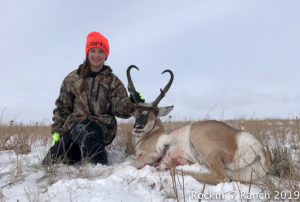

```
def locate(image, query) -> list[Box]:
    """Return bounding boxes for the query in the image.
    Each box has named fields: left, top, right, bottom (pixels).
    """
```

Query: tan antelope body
left=127, top=65, right=270, bottom=185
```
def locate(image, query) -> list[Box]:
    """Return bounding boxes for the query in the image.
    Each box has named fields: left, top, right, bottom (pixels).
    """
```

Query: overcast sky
left=0, top=0, right=299, bottom=123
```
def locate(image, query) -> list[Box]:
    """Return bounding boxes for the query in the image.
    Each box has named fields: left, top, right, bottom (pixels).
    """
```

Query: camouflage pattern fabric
left=51, top=65, right=134, bottom=145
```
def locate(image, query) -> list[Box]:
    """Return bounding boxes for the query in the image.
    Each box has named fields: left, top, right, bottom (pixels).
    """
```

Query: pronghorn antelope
left=127, top=65, right=270, bottom=185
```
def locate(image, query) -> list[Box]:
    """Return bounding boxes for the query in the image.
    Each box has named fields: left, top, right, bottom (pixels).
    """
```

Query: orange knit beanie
left=85, top=31, right=109, bottom=59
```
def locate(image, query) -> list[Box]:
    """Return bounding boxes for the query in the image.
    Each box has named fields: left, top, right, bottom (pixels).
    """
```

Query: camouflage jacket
left=51, top=65, right=134, bottom=145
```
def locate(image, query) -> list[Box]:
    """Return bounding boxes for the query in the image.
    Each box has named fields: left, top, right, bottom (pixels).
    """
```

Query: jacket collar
left=77, top=65, right=112, bottom=77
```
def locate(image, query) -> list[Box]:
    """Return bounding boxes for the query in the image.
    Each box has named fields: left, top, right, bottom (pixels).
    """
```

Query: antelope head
left=127, top=65, right=174, bottom=139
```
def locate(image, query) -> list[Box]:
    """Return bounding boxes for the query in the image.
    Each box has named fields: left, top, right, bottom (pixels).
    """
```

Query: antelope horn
left=127, top=65, right=139, bottom=103
left=152, top=69, right=174, bottom=106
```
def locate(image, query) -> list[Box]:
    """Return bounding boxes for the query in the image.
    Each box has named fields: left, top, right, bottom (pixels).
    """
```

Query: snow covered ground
left=0, top=140, right=279, bottom=202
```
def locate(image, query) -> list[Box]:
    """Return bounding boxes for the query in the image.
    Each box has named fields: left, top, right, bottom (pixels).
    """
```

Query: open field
left=0, top=118, right=299, bottom=201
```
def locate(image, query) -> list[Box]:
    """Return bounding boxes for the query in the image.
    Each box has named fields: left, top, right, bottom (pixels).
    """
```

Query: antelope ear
left=158, top=106, right=174, bottom=117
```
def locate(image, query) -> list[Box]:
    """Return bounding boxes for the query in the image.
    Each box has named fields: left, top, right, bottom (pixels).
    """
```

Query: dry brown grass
left=0, top=123, right=50, bottom=154
left=117, top=120, right=135, bottom=155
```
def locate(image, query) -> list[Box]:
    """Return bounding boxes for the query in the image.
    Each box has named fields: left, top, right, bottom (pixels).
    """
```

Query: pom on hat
left=85, top=31, right=110, bottom=59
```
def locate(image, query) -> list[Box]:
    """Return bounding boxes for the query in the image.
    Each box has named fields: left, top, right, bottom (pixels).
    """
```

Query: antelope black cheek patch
left=134, top=111, right=149, bottom=128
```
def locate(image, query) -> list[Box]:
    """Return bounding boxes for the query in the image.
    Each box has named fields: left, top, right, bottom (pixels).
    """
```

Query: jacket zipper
left=90, top=77, right=95, bottom=99
left=95, top=83, right=100, bottom=101
left=89, top=77, right=96, bottom=115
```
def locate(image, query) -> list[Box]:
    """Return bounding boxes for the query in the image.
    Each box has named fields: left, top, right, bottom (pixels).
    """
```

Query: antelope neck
left=137, top=120, right=165, bottom=146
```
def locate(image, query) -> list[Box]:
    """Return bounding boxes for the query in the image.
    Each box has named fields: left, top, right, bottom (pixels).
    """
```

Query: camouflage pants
left=42, top=119, right=108, bottom=165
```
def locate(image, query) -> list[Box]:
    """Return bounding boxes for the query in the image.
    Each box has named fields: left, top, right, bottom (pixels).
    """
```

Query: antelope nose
left=134, top=124, right=144, bottom=129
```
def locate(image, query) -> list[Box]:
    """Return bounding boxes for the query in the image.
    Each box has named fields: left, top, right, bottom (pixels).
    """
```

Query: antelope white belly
left=156, top=124, right=205, bottom=168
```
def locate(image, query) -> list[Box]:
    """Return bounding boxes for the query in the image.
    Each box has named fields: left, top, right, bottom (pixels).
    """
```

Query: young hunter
left=43, top=31, right=144, bottom=165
